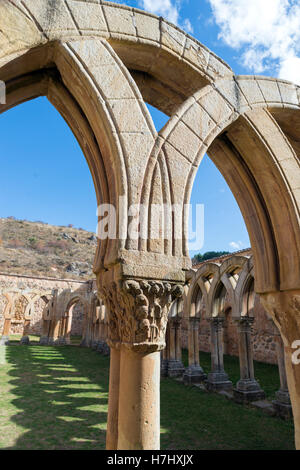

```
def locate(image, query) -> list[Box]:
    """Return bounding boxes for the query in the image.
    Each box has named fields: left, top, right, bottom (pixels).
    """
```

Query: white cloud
left=138, top=0, right=193, bottom=33
left=229, top=240, right=244, bottom=250
left=208, top=0, right=300, bottom=84
left=182, top=18, right=194, bottom=34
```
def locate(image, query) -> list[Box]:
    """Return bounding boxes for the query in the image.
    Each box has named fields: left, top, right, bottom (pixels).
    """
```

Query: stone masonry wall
left=0, top=272, right=94, bottom=337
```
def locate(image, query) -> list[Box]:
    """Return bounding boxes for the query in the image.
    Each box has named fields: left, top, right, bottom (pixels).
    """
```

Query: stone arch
left=1, top=38, right=156, bottom=269
left=158, top=76, right=300, bottom=293
left=0, top=1, right=232, bottom=115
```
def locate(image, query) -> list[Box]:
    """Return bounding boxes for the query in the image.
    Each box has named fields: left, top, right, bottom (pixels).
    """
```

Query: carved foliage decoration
left=100, top=280, right=184, bottom=352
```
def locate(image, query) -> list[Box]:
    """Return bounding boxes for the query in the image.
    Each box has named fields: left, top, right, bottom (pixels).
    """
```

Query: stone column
left=183, top=317, right=207, bottom=384
left=233, top=316, right=265, bottom=403
left=0, top=318, right=11, bottom=345
left=100, top=278, right=184, bottom=450
left=49, top=318, right=61, bottom=345
left=106, top=346, right=120, bottom=449
left=64, top=315, right=72, bottom=345
left=272, top=333, right=293, bottom=418
left=206, top=317, right=232, bottom=392
left=56, top=317, right=67, bottom=345
left=48, top=290, right=59, bottom=345
left=167, top=318, right=184, bottom=377
left=80, top=305, right=91, bottom=348
left=20, top=319, right=31, bottom=345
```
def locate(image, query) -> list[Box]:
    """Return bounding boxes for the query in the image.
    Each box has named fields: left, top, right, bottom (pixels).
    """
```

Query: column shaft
left=118, top=346, right=160, bottom=450
left=106, top=347, right=121, bottom=450
left=234, top=317, right=265, bottom=403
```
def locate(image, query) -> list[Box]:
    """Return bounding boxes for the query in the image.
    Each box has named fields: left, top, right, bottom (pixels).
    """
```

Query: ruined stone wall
left=0, top=272, right=94, bottom=337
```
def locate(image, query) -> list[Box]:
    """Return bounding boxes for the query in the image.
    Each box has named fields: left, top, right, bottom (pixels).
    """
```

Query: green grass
left=0, top=342, right=295, bottom=450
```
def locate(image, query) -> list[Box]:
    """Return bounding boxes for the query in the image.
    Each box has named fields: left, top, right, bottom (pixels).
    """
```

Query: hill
left=0, top=218, right=97, bottom=280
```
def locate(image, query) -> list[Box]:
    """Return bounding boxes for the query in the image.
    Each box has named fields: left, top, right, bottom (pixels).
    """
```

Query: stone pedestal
left=167, top=318, right=184, bottom=378
left=39, top=335, right=49, bottom=345
left=272, top=333, right=293, bottom=419
left=56, top=337, right=67, bottom=346
left=167, top=359, right=184, bottom=377
left=206, top=317, right=232, bottom=392
left=183, top=317, right=206, bottom=384
left=20, top=320, right=31, bottom=345
left=20, top=336, right=30, bottom=345
left=234, top=378, right=266, bottom=404
left=233, top=317, right=265, bottom=403
left=273, top=389, right=293, bottom=419
left=0, top=335, right=9, bottom=346
left=184, top=364, right=207, bottom=384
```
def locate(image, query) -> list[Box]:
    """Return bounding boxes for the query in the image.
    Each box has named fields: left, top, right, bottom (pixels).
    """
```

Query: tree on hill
left=192, top=251, right=230, bottom=265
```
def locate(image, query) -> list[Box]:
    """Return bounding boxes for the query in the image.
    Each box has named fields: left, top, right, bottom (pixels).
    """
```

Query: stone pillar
left=99, top=278, right=184, bottom=450
left=56, top=317, right=67, bottom=345
left=64, top=315, right=72, bottom=345
left=272, top=333, right=293, bottom=419
left=183, top=317, right=207, bottom=384
left=20, top=319, right=30, bottom=345
left=167, top=318, right=184, bottom=377
left=80, top=305, right=91, bottom=348
left=233, top=316, right=265, bottom=403
left=0, top=318, right=11, bottom=345
left=48, top=290, right=59, bottom=345
left=106, top=346, right=120, bottom=449
left=40, top=319, right=50, bottom=345
left=206, top=317, right=232, bottom=392
left=49, top=318, right=61, bottom=345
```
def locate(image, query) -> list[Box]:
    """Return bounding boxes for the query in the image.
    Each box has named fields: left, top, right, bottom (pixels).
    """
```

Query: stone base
left=56, top=337, right=67, bottom=346
left=39, top=336, right=49, bottom=345
left=167, top=360, right=184, bottom=378
left=183, top=365, right=207, bottom=385
left=102, top=343, right=110, bottom=356
left=80, top=339, right=90, bottom=348
left=206, top=372, right=233, bottom=392
left=160, top=359, right=168, bottom=378
left=233, top=379, right=265, bottom=404
left=272, top=390, right=293, bottom=419
left=20, top=336, right=30, bottom=345
left=96, top=341, right=110, bottom=355
left=0, top=335, right=9, bottom=346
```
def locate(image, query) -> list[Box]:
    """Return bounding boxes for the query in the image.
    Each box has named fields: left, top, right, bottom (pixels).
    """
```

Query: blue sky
left=1, top=1, right=300, bottom=257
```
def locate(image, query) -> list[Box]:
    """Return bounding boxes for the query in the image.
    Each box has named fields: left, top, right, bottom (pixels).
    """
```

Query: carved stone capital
left=210, top=316, right=225, bottom=329
left=99, top=279, right=184, bottom=353
left=235, top=316, right=254, bottom=333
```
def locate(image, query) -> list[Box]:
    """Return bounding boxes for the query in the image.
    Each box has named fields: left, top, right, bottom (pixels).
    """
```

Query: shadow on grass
left=0, top=343, right=295, bottom=450
left=160, top=349, right=294, bottom=450
left=2, top=343, right=110, bottom=449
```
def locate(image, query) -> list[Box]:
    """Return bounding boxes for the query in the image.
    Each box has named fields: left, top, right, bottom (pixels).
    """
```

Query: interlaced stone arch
left=1, top=0, right=300, bottom=450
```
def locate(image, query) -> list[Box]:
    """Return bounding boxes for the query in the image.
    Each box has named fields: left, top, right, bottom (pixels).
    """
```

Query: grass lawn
left=0, top=338, right=295, bottom=450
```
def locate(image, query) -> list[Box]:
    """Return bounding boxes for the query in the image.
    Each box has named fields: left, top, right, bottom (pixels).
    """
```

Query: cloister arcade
left=0, top=0, right=299, bottom=450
